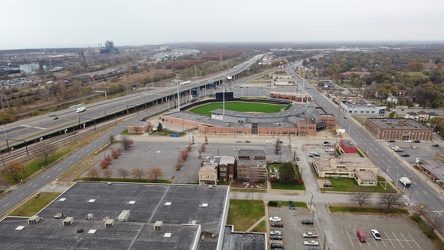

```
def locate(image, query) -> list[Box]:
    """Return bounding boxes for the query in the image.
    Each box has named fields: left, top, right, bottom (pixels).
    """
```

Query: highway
left=0, top=54, right=263, bottom=151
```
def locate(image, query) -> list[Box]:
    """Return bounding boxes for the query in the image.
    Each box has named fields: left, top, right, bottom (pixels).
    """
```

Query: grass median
left=9, top=192, right=61, bottom=217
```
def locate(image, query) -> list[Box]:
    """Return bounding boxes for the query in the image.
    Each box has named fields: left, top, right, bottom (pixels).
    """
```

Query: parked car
left=413, top=140, right=421, bottom=143
left=370, top=229, right=381, bottom=240
left=303, top=232, right=319, bottom=238
left=401, top=153, right=410, bottom=157
left=323, top=183, right=333, bottom=188
left=301, top=220, right=314, bottom=225
left=271, top=243, right=284, bottom=249
left=323, top=142, right=331, bottom=146
left=276, top=140, right=283, bottom=144
left=244, top=140, right=251, bottom=143
left=432, top=144, right=440, bottom=147
left=405, top=140, right=412, bottom=143
left=270, top=230, right=282, bottom=236
left=325, top=148, right=335, bottom=152
left=53, top=116, right=59, bottom=120
left=270, top=235, right=282, bottom=240
left=271, top=223, right=283, bottom=228
left=388, top=140, right=396, bottom=143
left=303, top=240, right=319, bottom=246
left=289, top=204, right=295, bottom=210
left=269, top=216, right=282, bottom=222
left=357, top=230, right=367, bottom=242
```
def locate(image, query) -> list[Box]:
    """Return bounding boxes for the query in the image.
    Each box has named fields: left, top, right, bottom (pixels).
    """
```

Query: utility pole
left=176, top=74, right=181, bottom=111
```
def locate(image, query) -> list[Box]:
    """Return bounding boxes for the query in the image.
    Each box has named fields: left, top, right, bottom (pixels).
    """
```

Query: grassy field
left=329, top=176, right=396, bottom=193
left=251, top=220, right=266, bottom=233
left=271, top=182, right=306, bottom=190
left=9, top=192, right=61, bottom=217
left=227, top=200, right=265, bottom=231
left=189, top=102, right=286, bottom=116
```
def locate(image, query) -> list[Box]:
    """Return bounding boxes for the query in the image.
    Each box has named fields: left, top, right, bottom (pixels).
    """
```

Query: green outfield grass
left=189, top=102, right=286, bottom=116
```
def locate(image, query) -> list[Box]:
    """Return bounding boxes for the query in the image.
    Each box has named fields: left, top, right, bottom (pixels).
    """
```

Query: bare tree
left=131, top=167, right=144, bottom=180
left=88, top=168, right=99, bottom=179
left=102, top=169, right=113, bottom=179
left=121, top=136, right=134, bottom=150
left=379, top=192, right=402, bottom=211
left=349, top=192, right=371, bottom=208
left=35, top=141, right=57, bottom=165
left=109, top=134, right=115, bottom=143
left=117, top=168, right=129, bottom=179
left=146, top=167, right=164, bottom=180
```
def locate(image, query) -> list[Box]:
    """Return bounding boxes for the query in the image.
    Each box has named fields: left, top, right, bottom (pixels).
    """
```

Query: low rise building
left=366, top=118, right=433, bottom=141
left=202, top=156, right=237, bottom=182
left=312, top=154, right=378, bottom=186
left=127, top=121, right=151, bottom=134
left=237, top=149, right=267, bottom=182
left=340, top=101, right=386, bottom=115
left=199, top=164, right=218, bottom=185
left=339, top=140, right=357, bottom=154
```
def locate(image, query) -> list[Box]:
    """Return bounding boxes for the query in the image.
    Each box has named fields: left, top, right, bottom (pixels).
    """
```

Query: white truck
left=399, top=177, right=412, bottom=187
left=76, top=107, right=86, bottom=113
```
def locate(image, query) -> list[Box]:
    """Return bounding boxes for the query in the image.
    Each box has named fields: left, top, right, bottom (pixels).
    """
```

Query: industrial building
left=366, top=118, right=433, bottom=141
left=339, top=101, right=386, bottom=115
left=0, top=182, right=266, bottom=250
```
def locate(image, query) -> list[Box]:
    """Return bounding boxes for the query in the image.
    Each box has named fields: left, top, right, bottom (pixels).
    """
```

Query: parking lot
left=331, top=213, right=435, bottom=250
left=386, top=140, right=442, bottom=165
left=269, top=206, right=320, bottom=249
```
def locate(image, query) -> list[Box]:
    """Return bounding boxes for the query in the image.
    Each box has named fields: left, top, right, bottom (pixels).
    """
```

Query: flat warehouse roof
left=0, top=182, right=230, bottom=250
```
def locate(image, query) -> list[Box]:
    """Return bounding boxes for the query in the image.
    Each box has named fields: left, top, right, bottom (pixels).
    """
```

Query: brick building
left=366, top=118, right=433, bottom=141
left=237, top=149, right=267, bottom=182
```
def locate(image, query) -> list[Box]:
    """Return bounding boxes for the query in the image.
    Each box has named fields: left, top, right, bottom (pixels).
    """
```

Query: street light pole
left=176, top=148, right=180, bottom=164
left=0, top=125, right=10, bottom=153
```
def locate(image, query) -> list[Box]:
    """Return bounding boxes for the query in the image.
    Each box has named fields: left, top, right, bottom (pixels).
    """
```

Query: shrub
left=268, top=201, right=278, bottom=207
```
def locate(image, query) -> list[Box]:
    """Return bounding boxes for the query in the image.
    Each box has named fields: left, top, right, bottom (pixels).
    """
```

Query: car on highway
left=301, top=220, right=314, bottom=225
left=270, top=234, right=282, bottom=240
left=244, top=140, right=251, bottom=143
left=304, top=240, right=319, bottom=246
left=432, top=144, right=440, bottom=147
left=401, top=153, right=410, bottom=157
left=269, top=216, right=282, bottom=222
left=323, top=142, right=331, bottom=146
left=388, top=140, right=396, bottom=143
left=303, top=232, right=319, bottom=238
left=413, top=140, right=420, bottom=143
left=265, top=140, right=272, bottom=143
left=53, top=116, right=58, bottom=120
left=370, top=229, right=381, bottom=240
left=405, top=140, right=412, bottom=143
left=325, top=148, right=335, bottom=152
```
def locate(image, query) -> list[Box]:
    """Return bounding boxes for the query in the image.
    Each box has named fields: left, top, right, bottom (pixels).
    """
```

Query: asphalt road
left=301, top=74, right=444, bottom=226
left=0, top=106, right=169, bottom=217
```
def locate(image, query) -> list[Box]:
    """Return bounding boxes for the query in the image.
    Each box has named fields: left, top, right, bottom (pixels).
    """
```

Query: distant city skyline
left=2, top=0, right=444, bottom=50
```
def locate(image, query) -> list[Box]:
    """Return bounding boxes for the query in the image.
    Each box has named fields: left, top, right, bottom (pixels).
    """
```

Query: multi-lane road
left=295, top=71, right=444, bottom=226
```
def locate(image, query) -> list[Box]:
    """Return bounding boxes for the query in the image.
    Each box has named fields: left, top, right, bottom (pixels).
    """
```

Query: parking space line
left=400, top=233, right=412, bottom=248
left=408, top=233, right=421, bottom=249
left=393, top=232, right=404, bottom=248
left=385, top=232, right=396, bottom=248
left=344, top=230, right=355, bottom=247
left=381, top=239, right=388, bottom=248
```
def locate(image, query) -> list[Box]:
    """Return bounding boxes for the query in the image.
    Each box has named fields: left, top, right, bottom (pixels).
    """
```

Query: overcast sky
left=2, top=0, right=444, bottom=49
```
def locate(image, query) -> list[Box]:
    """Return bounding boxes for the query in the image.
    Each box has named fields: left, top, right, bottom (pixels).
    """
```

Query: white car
left=270, top=230, right=282, bottom=236
left=325, top=148, right=335, bottom=152
left=302, top=232, right=319, bottom=238
left=370, top=229, right=381, bottom=240
left=269, top=216, right=282, bottom=222
left=303, top=240, right=319, bottom=246
left=405, top=140, right=412, bottom=143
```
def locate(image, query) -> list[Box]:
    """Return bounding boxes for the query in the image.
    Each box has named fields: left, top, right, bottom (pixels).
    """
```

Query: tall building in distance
left=100, top=41, right=119, bottom=54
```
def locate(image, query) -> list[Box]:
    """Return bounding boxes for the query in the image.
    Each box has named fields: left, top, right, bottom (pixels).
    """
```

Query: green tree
left=0, top=111, right=16, bottom=124
left=389, top=111, right=397, bottom=118
left=279, top=163, right=296, bottom=184
left=157, top=122, right=163, bottom=132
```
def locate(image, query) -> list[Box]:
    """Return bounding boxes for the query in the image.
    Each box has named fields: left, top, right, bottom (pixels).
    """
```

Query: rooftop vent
left=105, top=219, right=115, bottom=228
left=201, top=203, right=209, bottom=207
left=28, top=215, right=41, bottom=225
left=165, top=202, right=172, bottom=206
left=88, top=199, right=96, bottom=203
left=54, top=213, right=64, bottom=219
left=76, top=228, right=84, bottom=233
left=164, top=233, right=172, bottom=238
left=88, top=229, right=97, bottom=234
left=128, top=201, right=136, bottom=204
left=118, top=210, right=130, bottom=222
left=15, top=226, right=25, bottom=231
left=154, top=221, right=163, bottom=230
left=63, top=217, right=74, bottom=226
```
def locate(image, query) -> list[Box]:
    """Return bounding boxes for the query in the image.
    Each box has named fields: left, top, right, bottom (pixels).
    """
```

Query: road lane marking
left=18, top=193, right=24, bottom=197
left=3, top=203, right=9, bottom=207
left=47, top=176, right=50, bottom=179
